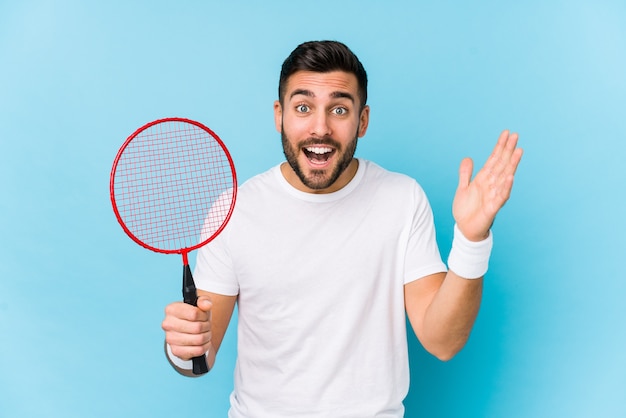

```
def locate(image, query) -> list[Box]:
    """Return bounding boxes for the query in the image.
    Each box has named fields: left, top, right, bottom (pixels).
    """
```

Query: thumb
left=196, top=297, right=213, bottom=313
left=457, top=157, right=474, bottom=191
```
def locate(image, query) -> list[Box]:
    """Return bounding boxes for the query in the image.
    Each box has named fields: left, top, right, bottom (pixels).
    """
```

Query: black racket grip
left=183, top=264, right=209, bottom=375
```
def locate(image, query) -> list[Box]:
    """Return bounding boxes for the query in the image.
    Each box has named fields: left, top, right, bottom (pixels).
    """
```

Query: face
left=274, top=70, right=370, bottom=194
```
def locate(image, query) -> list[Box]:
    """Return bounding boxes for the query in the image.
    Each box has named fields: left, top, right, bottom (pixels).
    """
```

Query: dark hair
left=278, top=40, right=368, bottom=109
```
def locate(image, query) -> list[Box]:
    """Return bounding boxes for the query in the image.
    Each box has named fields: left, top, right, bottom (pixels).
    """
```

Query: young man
left=162, top=40, right=523, bottom=417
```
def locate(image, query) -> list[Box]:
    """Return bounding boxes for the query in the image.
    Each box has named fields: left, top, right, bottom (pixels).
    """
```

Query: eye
left=332, top=107, right=348, bottom=116
left=296, top=104, right=310, bottom=113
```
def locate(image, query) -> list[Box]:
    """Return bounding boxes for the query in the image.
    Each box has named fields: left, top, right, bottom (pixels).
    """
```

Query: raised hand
left=452, top=130, right=523, bottom=242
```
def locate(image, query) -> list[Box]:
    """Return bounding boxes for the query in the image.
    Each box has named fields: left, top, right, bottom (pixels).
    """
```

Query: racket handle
left=183, top=264, right=210, bottom=375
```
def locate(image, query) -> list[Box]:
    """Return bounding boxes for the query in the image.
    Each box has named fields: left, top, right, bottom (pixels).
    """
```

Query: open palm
left=452, top=130, right=523, bottom=242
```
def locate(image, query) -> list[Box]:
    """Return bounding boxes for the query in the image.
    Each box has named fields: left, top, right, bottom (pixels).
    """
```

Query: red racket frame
left=109, top=117, right=237, bottom=265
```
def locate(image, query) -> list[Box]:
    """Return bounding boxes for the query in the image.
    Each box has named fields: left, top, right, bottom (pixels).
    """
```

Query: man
left=162, top=40, right=523, bottom=417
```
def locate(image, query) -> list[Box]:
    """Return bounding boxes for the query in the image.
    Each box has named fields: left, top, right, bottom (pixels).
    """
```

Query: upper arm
left=197, top=289, right=237, bottom=352
left=404, top=272, right=445, bottom=341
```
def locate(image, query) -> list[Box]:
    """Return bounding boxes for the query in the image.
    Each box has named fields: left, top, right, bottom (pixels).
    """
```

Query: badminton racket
left=110, top=117, right=237, bottom=375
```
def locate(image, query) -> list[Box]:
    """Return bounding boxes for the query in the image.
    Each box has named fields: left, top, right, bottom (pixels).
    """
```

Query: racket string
left=112, top=120, right=236, bottom=251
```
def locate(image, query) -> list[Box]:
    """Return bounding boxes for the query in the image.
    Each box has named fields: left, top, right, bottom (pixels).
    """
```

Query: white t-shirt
left=195, top=159, right=447, bottom=417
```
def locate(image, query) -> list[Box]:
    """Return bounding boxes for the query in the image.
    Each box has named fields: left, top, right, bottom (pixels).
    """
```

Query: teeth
left=306, top=146, right=332, bottom=154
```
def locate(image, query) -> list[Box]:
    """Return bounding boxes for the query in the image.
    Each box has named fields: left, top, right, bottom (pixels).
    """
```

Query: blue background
left=1, top=1, right=625, bottom=417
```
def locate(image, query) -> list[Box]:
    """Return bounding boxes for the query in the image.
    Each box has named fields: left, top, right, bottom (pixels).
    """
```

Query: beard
left=281, top=125, right=359, bottom=191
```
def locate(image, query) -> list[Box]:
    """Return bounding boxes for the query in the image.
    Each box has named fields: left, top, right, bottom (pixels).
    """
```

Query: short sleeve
left=194, top=232, right=240, bottom=296
left=403, top=183, right=447, bottom=284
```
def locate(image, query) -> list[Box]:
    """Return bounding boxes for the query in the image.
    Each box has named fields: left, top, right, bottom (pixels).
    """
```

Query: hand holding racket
left=110, top=117, right=237, bottom=375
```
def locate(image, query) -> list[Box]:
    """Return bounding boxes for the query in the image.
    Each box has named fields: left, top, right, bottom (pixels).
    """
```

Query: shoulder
left=359, top=159, right=427, bottom=196
left=237, top=164, right=281, bottom=195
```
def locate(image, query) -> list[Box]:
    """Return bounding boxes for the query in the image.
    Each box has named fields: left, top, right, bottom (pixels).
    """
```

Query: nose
left=310, top=111, right=331, bottom=138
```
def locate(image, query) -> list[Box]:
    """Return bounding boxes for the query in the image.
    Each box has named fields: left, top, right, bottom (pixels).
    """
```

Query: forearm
left=421, top=223, right=492, bottom=359
left=419, top=271, right=483, bottom=361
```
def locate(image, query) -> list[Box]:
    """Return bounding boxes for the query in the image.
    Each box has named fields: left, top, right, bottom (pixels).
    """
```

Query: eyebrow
left=290, top=89, right=355, bottom=103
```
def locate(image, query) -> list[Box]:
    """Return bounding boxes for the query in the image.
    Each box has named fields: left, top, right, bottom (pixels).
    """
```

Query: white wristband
left=166, top=343, right=194, bottom=370
left=447, top=224, right=493, bottom=279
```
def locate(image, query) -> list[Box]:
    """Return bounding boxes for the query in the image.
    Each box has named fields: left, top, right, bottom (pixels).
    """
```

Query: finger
left=166, top=327, right=213, bottom=347
left=169, top=337, right=213, bottom=360
left=499, top=132, right=519, bottom=166
left=488, top=130, right=510, bottom=165
left=489, top=131, right=520, bottom=178
left=503, top=132, right=519, bottom=154
left=499, top=174, right=515, bottom=201
left=163, top=316, right=213, bottom=358
left=162, top=315, right=212, bottom=334
left=457, top=157, right=474, bottom=190
left=164, top=301, right=210, bottom=322
left=494, top=149, right=522, bottom=204
left=503, top=147, right=523, bottom=178
left=197, top=296, right=213, bottom=313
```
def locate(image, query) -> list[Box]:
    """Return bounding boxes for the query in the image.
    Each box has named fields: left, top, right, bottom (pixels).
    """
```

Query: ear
left=273, top=100, right=283, bottom=133
left=357, top=105, right=370, bottom=138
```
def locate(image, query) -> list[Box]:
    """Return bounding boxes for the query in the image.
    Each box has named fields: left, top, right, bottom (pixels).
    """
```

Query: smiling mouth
left=303, top=146, right=335, bottom=165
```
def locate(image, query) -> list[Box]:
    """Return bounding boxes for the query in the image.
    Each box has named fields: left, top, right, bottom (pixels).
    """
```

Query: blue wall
left=1, top=1, right=624, bottom=417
